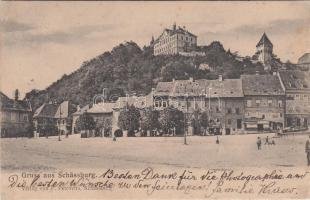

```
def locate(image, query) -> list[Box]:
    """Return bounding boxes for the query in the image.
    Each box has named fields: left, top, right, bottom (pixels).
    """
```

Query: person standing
left=305, top=136, right=310, bottom=166
left=265, top=136, right=269, bottom=145
left=257, top=137, right=262, bottom=150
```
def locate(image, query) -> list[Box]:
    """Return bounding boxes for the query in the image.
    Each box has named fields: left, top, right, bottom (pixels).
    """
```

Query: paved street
left=1, top=133, right=310, bottom=172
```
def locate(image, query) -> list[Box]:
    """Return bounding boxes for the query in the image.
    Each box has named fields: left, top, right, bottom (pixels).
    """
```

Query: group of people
left=256, top=136, right=275, bottom=150
left=256, top=135, right=310, bottom=166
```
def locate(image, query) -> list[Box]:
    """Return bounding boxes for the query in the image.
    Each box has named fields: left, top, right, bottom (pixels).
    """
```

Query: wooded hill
left=25, top=41, right=272, bottom=111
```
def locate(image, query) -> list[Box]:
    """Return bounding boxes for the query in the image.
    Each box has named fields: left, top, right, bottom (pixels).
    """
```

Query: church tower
left=256, top=33, right=273, bottom=67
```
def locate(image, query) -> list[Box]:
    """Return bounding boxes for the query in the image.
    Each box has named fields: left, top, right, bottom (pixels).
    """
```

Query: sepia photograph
left=0, top=1, right=310, bottom=199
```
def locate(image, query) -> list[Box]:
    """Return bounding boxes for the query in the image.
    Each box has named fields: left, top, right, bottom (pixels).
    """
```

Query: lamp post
left=184, top=94, right=188, bottom=145
left=58, top=102, right=62, bottom=141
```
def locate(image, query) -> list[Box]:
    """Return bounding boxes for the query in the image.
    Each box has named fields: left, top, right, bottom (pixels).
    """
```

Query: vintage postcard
left=1, top=1, right=310, bottom=199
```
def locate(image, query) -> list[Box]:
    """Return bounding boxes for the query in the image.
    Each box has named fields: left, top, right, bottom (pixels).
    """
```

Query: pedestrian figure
left=305, top=136, right=310, bottom=166
left=265, top=136, right=269, bottom=145
left=257, top=137, right=262, bottom=150
left=271, top=139, right=275, bottom=145
left=113, top=135, right=116, bottom=141
left=65, top=132, right=69, bottom=138
left=216, top=136, right=219, bottom=144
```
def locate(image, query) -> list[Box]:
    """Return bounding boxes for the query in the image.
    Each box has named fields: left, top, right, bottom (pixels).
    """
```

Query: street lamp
left=184, top=93, right=189, bottom=145
left=58, top=102, right=62, bottom=141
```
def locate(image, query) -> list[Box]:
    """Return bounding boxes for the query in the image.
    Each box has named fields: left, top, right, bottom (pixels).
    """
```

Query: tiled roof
left=241, top=74, right=284, bottom=96
left=33, top=101, right=70, bottom=118
left=0, top=91, right=32, bottom=112
left=155, top=26, right=197, bottom=43
left=87, top=102, right=116, bottom=114
left=278, top=70, right=310, bottom=90
left=33, top=103, right=58, bottom=118
left=154, top=81, right=174, bottom=96
left=298, top=53, right=310, bottom=64
left=155, top=78, right=244, bottom=98
left=116, top=93, right=153, bottom=109
left=256, top=33, right=273, bottom=47
left=72, top=105, right=89, bottom=116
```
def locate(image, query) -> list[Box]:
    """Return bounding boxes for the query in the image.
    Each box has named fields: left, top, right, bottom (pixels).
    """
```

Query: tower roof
left=256, top=33, right=273, bottom=47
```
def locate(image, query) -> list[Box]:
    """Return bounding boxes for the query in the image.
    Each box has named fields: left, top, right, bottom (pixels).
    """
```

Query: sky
left=1, top=2, right=310, bottom=98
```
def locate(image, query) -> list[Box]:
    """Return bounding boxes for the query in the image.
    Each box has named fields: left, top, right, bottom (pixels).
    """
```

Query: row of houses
left=152, top=70, right=309, bottom=135
left=1, top=70, right=309, bottom=138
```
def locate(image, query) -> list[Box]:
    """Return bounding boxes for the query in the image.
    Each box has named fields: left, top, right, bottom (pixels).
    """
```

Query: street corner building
left=0, top=92, right=32, bottom=138
left=32, top=101, right=74, bottom=137
left=278, top=70, right=310, bottom=130
left=153, top=76, right=245, bottom=135
left=241, top=73, right=285, bottom=132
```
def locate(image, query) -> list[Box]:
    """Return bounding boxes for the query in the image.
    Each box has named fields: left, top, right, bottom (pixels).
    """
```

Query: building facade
left=278, top=70, right=310, bottom=128
left=255, top=33, right=273, bottom=68
left=33, top=101, right=71, bottom=137
left=0, top=92, right=32, bottom=138
left=154, top=23, right=197, bottom=56
left=154, top=76, right=244, bottom=135
left=241, top=74, right=285, bottom=132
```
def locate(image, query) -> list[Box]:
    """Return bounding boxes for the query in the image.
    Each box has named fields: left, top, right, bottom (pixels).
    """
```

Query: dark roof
left=33, top=103, right=58, bottom=118
left=0, top=91, right=32, bottom=112
left=278, top=70, right=310, bottom=90
left=155, top=78, right=243, bottom=98
left=33, top=101, right=70, bottom=118
left=298, top=53, right=310, bottom=64
left=155, top=26, right=197, bottom=43
left=256, top=33, right=273, bottom=47
left=241, top=74, right=284, bottom=96
left=154, top=81, right=175, bottom=96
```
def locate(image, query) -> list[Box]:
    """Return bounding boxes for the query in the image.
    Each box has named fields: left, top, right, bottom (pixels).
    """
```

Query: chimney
left=219, top=75, right=223, bottom=81
left=173, top=22, right=176, bottom=31
left=183, top=26, right=186, bottom=30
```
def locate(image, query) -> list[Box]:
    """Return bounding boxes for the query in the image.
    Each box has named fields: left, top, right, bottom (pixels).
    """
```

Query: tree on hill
left=24, top=40, right=285, bottom=111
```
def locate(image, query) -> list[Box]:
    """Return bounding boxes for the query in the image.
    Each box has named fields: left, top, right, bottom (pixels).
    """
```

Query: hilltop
left=25, top=41, right=268, bottom=110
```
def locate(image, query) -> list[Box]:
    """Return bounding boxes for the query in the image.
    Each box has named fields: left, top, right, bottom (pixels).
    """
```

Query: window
left=162, top=101, right=167, bottom=108
left=187, top=101, right=191, bottom=108
left=280, top=113, right=283, bottom=118
left=227, top=119, right=232, bottom=125
left=155, top=101, right=159, bottom=108
left=256, top=100, right=260, bottom=107
left=235, top=108, right=240, bottom=114
left=227, top=108, right=232, bottom=114
left=247, top=100, right=252, bottom=107
left=23, top=115, right=28, bottom=122
left=268, top=99, right=272, bottom=107
left=262, top=114, right=265, bottom=119
left=278, top=100, right=282, bottom=107
left=216, top=107, right=220, bottom=113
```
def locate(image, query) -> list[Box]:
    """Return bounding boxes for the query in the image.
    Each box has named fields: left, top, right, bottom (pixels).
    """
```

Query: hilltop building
left=241, top=74, right=285, bottom=132
left=255, top=33, right=273, bottom=70
left=0, top=92, right=32, bottom=138
left=153, top=23, right=197, bottom=56
left=278, top=70, right=310, bottom=128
